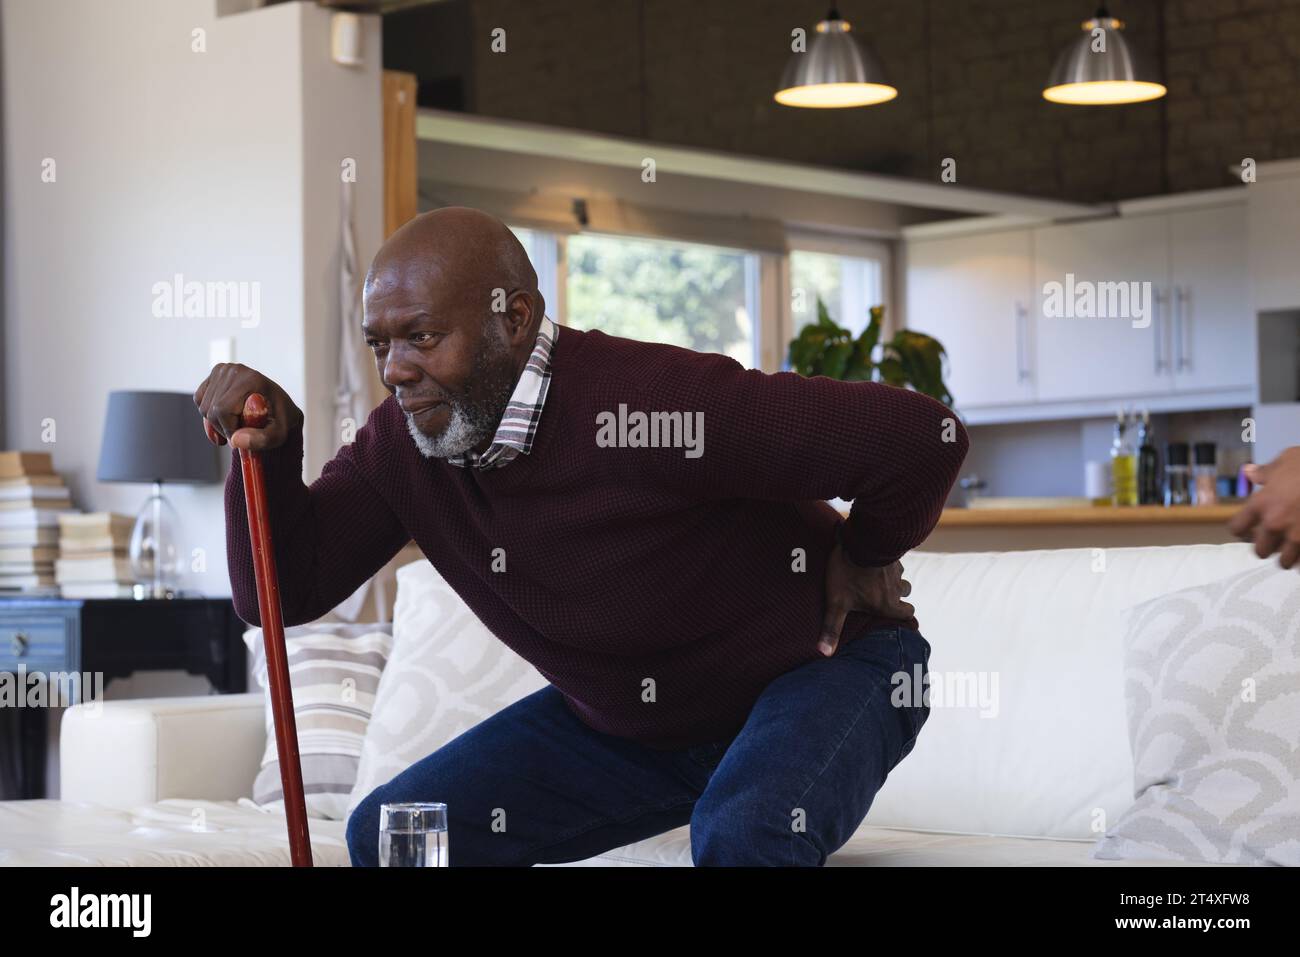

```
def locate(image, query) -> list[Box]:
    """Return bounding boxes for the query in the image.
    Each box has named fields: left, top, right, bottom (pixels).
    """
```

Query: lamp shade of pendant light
left=1043, top=7, right=1166, bottom=105
left=775, top=8, right=897, bottom=108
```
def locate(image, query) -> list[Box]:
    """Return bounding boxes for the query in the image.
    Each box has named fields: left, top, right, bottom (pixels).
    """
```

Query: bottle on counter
left=1136, top=409, right=1160, bottom=505
left=1165, top=442, right=1192, bottom=506
left=1193, top=442, right=1218, bottom=506
left=958, top=473, right=988, bottom=508
left=1084, top=460, right=1109, bottom=506
left=1110, top=409, right=1138, bottom=507
left=1237, top=463, right=1255, bottom=499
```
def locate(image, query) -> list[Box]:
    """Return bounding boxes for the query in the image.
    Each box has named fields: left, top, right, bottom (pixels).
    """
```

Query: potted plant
left=786, top=298, right=954, bottom=409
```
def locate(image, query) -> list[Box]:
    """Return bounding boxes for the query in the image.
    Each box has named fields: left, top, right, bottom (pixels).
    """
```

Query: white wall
left=1, top=0, right=385, bottom=796
left=297, top=5, right=386, bottom=473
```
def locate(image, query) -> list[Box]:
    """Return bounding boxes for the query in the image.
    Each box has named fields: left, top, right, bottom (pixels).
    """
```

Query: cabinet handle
left=1176, top=286, right=1192, bottom=371
left=1015, top=301, right=1030, bottom=382
left=1154, top=288, right=1169, bottom=374
left=10, top=631, right=28, bottom=657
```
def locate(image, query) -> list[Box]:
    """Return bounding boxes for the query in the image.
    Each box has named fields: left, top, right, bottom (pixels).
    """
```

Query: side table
left=0, top=597, right=248, bottom=799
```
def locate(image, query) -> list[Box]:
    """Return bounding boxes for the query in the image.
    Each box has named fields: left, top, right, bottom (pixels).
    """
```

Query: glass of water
left=378, top=802, right=448, bottom=867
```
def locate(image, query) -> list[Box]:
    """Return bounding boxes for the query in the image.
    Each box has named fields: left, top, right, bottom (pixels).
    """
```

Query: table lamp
left=96, top=391, right=222, bottom=599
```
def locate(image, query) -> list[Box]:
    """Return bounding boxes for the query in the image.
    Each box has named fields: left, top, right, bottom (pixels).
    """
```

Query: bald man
left=202, top=206, right=969, bottom=867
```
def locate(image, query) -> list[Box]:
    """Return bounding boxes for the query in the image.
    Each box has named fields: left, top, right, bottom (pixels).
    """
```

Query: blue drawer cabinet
left=0, top=597, right=247, bottom=799
left=0, top=609, right=77, bottom=673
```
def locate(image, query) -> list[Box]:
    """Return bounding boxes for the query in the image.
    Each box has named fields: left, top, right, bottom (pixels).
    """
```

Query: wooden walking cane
left=206, top=393, right=312, bottom=867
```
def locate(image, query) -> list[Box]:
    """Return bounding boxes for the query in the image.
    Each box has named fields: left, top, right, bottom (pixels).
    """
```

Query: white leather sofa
left=0, top=541, right=1270, bottom=866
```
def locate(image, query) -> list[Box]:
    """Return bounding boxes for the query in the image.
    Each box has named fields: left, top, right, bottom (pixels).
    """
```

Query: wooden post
left=383, top=70, right=419, bottom=238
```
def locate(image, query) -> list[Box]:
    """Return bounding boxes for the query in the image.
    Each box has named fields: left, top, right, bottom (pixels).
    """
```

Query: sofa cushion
left=543, top=823, right=1227, bottom=867
left=865, top=543, right=1267, bottom=841
left=0, top=800, right=1220, bottom=868
left=0, top=799, right=349, bottom=867
left=243, top=622, right=393, bottom=820
left=1092, top=563, right=1300, bottom=865
left=345, top=560, right=549, bottom=816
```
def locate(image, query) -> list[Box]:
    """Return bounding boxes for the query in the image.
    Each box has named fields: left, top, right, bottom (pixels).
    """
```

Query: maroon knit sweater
left=226, top=326, right=969, bottom=750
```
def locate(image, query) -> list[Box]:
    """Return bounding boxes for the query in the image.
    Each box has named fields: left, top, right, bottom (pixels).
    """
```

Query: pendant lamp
left=1043, top=6, right=1166, bottom=105
left=775, top=7, right=897, bottom=108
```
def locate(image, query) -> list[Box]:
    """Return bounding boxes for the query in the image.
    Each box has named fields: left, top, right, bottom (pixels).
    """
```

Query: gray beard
left=404, top=328, right=515, bottom=459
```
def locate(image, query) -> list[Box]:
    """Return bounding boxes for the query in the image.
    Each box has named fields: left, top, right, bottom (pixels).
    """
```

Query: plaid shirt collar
left=447, top=315, right=557, bottom=471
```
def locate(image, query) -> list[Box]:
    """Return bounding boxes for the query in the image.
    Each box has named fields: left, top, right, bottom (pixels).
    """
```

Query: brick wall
left=465, top=0, right=1300, bottom=203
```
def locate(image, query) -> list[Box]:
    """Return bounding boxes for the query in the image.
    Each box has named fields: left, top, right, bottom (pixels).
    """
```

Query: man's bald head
left=362, top=207, right=547, bottom=459
left=365, top=206, right=541, bottom=313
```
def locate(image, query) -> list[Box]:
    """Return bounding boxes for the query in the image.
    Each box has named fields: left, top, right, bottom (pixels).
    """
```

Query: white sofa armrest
left=60, top=693, right=265, bottom=807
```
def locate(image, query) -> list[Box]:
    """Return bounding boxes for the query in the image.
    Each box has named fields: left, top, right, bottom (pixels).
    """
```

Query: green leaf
left=821, top=340, right=853, bottom=380
left=788, top=326, right=829, bottom=376
left=841, top=359, right=873, bottom=381
left=885, top=329, right=955, bottom=407
left=876, top=356, right=907, bottom=387
left=815, top=296, right=841, bottom=331
left=849, top=307, right=882, bottom=374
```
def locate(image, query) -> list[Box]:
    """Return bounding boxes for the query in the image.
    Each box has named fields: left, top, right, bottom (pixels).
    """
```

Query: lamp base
left=129, top=482, right=186, bottom=600
left=132, top=582, right=178, bottom=600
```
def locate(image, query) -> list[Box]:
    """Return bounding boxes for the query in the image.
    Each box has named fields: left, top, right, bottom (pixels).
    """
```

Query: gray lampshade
left=1043, top=9, right=1166, bottom=105
left=775, top=9, right=896, bottom=108
left=97, top=390, right=222, bottom=485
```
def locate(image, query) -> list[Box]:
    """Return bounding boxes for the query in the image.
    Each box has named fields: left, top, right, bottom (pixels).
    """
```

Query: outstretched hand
left=1229, top=446, right=1300, bottom=569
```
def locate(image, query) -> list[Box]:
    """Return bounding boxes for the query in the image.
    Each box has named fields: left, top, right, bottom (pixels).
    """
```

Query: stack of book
left=56, top=512, right=137, bottom=599
left=0, top=450, right=76, bottom=596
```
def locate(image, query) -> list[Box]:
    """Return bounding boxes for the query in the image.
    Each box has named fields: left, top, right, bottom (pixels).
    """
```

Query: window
left=506, top=225, right=560, bottom=320
left=505, top=223, right=891, bottom=374
left=789, top=248, right=887, bottom=338
left=566, top=232, right=760, bottom=368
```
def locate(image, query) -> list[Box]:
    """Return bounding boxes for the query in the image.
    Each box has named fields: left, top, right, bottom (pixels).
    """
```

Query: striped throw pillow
left=242, top=622, right=393, bottom=820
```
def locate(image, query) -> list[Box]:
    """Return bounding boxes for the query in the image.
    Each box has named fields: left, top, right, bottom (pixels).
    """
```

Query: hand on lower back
left=819, top=548, right=914, bottom=656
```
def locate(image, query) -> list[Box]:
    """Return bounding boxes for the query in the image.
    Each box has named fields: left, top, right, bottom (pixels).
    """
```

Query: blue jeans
left=347, top=623, right=931, bottom=866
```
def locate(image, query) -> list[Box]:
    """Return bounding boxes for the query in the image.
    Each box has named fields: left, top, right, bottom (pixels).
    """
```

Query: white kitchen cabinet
left=1247, top=171, right=1300, bottom=312
left=905, top=198, right=1254, bottom=423
left=905, top=229, right=1034, bottom=409
left=1032, top=215, right=1172, bottom=403
left=1167, top=204, right=1252, bottom=393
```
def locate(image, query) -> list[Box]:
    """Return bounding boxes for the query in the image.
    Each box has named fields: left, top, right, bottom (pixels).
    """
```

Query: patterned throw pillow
left=242, top=622, right=393, bottom=820
left=1092, top=564, right=1300, bottom=865
left=345, top=561, right=549, bottom=816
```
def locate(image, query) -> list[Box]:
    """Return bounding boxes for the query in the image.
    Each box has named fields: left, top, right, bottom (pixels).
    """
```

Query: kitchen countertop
left=936, top=504, right=1242, bottom=526
left=829, top=503, right=1247, bottom=551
